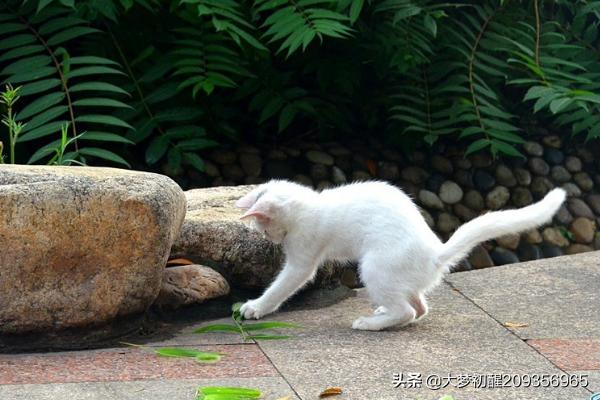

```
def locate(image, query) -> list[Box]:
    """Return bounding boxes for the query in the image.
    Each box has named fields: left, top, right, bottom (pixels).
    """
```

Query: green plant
left=2, top=0, right=600, bottom=171
left=0, top=83, right=25, bottom=163
left=122, top=342, right=224, bottom=364
left=195, top=386, right=261, bottom=400
left=194, top=302, right=301, bottom=341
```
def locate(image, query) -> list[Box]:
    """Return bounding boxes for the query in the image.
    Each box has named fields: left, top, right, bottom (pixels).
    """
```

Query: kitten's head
left=235, top=180, right=313, bottom=244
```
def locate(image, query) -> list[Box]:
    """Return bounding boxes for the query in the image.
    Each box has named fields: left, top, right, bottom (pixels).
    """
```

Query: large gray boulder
left=0, top=165, right=186, bottom=334
left=171, top=185, right=347, bottom=290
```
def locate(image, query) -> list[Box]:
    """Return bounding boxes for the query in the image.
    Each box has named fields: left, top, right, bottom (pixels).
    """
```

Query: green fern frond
left=0, top=4, right=132, bottom=166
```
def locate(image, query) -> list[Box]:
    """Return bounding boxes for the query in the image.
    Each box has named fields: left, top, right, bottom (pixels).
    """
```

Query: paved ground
left=1, top=252, right=599, bottom=400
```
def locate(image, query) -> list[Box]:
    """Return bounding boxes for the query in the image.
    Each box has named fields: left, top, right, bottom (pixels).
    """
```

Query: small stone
left=577, top=147, right=595, bottom=163
left=401, top=166, right=429, bottom=184
left=471, top=152, right=493, bottom=168
left=495, top=164, right=517, bottom=187
left=542, top=135, right=562, bottom=148
left=381, top=148, right=402, bottom=161
left=540, top=243, right=564, bottom=258
left=486, top=186, right=510, bottom=210
left=531, top=177, right=554, bottom=199
left=221, top=164, right=245, bottom=182
left=544, top=148, right=565, bottom=165
left=204, top=160, right=220, bottom=178
left=437, top=212, right=460, bottom=233
left=594, top=233, right=600, bottom=250
left=473, top=170, right=496, bottom=191
left=464, top=190, right=485, bottom=211
left=306, top=150, right=334, bottom=165
left=282, top=146, right=301, bottom=157
left=239, top=153, right=262, bottom=178
left=512, top=187, right=533, bottom=207
left=154, top=265, right=230, bottom=309
left=517, top=242, right=541, bottom=261
left=245, top=176, right=264, bottom=185
left=378, top=161, right=400, bottom=181
left=418, top=190, right=445, bottom=210
left=294, top=174, right=314, bottom=187
left=554, top=205, right=574, bottom=225
left=426, top=173, right=446, bottom=193
left=565, top=244, right=594, bottom=255
left=329, top=146, right=352, bottom=157
left=410, top=151, right=426, bottom=165
left=514, top=168, right=532, bottom=186
left=332, top=166, right=347, bottom=184
left=569, top=217, right=596, bottom=244
left=398, top=181, right=419, bottom=198
left=420, top=209, right=435, bottom=228
left=542, top=227, right=570, bottom=247
left=561, top=183, right=582, bottom=197
left=267, top=149, right=287, bottom=160
left=351, top=170, right=371, bottom=181
left=453, top=259, right=473, bottom=272
left=454, top=169, right=474, bottom=188
left=237, top=144, right=260, bottom=154
left=490, top=247, right=520, bottom=266
left=211, top=150, right=237, bottom=165
left=550, top=166, right=571, bottom=183
left=454, top=203, right=478, bottom=221
left=524, top=229, right=543, bottom=244
left=565, top=156, right=582, bottom=172
left=574, top=172, right=594, bottom=192
left=469, top=245, right=494, bottom=269
left=496, top=234, right=520, bottom=250
left=310, top=163, right=330, bottom=181
left=454, top=157, right=472, bottom=170
left=529, top=157, right=550, bottom=176
left=439, top=181, right=463, bottom=204
left=431, top=155, right=454, bottom=175
left=568, top=198, right=595, bottom=219
left=586, top=194, right=600, bottom=214
left=523, top=141, right=544, bottom=156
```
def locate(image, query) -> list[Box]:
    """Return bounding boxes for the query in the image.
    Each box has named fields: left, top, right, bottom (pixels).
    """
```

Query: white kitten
left=235, top=180, right=566, bottom=331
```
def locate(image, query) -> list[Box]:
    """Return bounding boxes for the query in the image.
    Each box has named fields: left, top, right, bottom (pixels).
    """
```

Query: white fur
left=236, top=180, right=566, bottom=331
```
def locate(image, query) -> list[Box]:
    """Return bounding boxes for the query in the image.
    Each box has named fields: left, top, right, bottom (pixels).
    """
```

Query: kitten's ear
left=240, top=199, right=274, bottom=223
left=236, top=190, right=260, bottom=209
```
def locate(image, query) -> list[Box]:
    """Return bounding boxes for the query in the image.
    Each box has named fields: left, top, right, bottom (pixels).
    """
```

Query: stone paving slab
left=255, top=287, right=592, bottom=400
left=0, top=377, right=299, bottom=400
left=528, top=339, right=600, bottom=371
left=0, top=344, right=276, bottom=385
left=445, top=251, right=600, bottom=340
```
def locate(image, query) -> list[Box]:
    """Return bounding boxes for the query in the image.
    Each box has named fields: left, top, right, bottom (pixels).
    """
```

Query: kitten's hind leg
left=353, top=300, right=416, bottom=331
left=410, top=293, right=428, bottom=321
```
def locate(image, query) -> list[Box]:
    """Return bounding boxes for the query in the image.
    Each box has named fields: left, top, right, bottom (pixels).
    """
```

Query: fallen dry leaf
left=319, top=387, right=343, bottom=398
left=166, top=258, right=193, bottom=266
left=275, top=396, right=291, bottom=400
left=503, top=322, right=528, bottom=328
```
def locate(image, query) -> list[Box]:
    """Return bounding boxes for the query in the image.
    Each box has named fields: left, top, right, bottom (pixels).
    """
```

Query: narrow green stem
left=8, top=106, right=15, bottom=164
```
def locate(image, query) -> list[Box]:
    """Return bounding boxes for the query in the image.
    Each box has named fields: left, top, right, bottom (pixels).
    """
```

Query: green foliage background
left=1, top=0, right=600, bottom=172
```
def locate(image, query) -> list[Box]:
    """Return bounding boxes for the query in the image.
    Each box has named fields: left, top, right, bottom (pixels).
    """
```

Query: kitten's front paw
left=240, top=299, right=267, bottom=320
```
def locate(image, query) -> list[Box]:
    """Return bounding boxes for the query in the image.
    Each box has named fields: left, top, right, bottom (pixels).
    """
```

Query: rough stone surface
left=542, top=227, right=570, bottom=247
left=464, top=189, right=485, bottom=211
left=486, top=186, right=510, bottom=210
left=587, top=194, right=600, bottom=214
left=401, top=166, right=429, bottom=184
left=565, top=243, right=594, bottom=255
left=524, top=229, right=543, bottom=244
left=496, top=234, right=520, bottom=250
left=561, top=182, right=582, bottom=197
left=542, top=135, right=562, bottom=148
left=418, top=189, right=444, bottom=210
left=569, top=217, right=596, bottom=244
left=438, top=180, right=463, bottom=204
left=430, top=155, right=453, bottom=174
left=529, top=157, right=550, bottom=176
left=544, top=148, right=564, bottom=165
left=495, top=164, right=517, bottom=187
left=517, top=242, right=541, bottom=261
left=437, top=212, right=460, bottom=233
left=573, top=171, right=594, bottom=191
left=550, top=165, right=571, bottom=183
left=306, top=150, right=334, bottom=166
left=523, top=141, right=544, bottom=156
left=531, top=176, right=554, bottom=198
left=0, top=165, right=186, bottom=334
left=473, top=169, right=495, bottom=191
left=171, top=186, right=283, bottom=289
left=554, top=205, right=574, bottom=225
left=512, top=187, right=533, bottom=207
left=567, top=197, right=595, bottom=219
left=468, top=245, right=494, bottom=269
left=154, top=265, right=230, bottom=309
left=514, top=168, right=532, bottom=186
left=453, top=203, right=478, bottom=221
left=490, top=247, right=520, bottom=265
left=565, top=156, right=582, bottom=172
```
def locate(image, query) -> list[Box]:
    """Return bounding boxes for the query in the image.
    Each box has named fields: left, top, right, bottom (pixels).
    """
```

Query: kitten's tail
left=435, top=188, right=566, bottom=270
